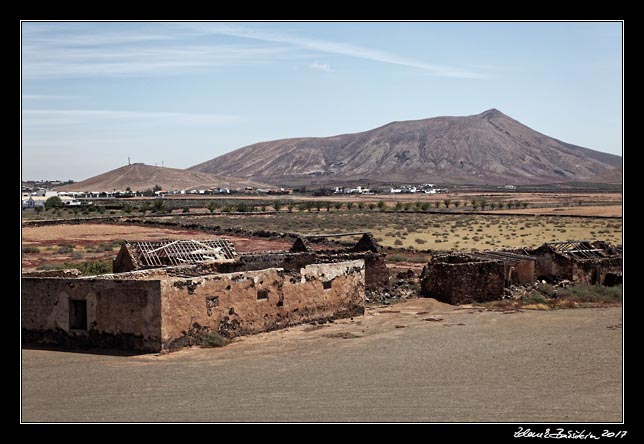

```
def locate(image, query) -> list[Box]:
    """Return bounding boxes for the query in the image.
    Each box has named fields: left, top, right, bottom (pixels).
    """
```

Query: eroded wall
left=572, top=257, right=623, bottom=285
left=160, top=260, right=365, bottom=350
left=507, top=259, right=536, bottom=285
left=22, top=278, right=162, bottom=352
left=421, top=258, right=505, bottom=304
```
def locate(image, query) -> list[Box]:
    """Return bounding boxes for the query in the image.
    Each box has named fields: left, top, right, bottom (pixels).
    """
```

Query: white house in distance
left=22, top=191, right=81, bottom=209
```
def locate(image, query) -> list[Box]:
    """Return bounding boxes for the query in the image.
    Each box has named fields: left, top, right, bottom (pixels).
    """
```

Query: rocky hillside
left=190, top=109, right=621, bottom=186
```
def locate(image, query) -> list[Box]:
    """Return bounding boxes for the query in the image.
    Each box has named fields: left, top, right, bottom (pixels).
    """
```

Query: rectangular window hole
left=323, top=279, right=333, bottom=290
left=257, top=289, right=269, bottom=300
left=70, top=300, right=87, bottom=330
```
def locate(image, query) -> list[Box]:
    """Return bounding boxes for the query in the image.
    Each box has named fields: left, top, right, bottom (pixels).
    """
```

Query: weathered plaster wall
left=22, top=278, right=162, bottom=352
left=532, top=251, right=574, bottom=281
left=509, top=260, right=536, bottom=285
left=421, top=256, right=505, bottom=304
left=160, top=260, right=365, bottom=350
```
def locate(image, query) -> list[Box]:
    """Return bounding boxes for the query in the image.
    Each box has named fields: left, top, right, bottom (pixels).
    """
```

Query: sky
left=21, top=21, right=623, bottom=181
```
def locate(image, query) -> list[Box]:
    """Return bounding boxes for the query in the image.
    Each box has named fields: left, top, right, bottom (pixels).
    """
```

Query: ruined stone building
left=113, top=233, right=388, bottom=291
left=421, top=254, right=506, bottom=305
left=529, top=241, right=622, bottom=285
left=421, top=240, right=621, bottom=304
left=22, top=233, right=387, bottom=353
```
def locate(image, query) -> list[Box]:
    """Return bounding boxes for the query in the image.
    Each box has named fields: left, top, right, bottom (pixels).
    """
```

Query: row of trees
left=126, top=199, right=530, bottom=215
left=34, top=196, right=529, bottom=216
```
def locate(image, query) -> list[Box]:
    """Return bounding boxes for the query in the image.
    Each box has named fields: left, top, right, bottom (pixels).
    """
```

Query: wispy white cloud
left=196, top=24, right=487, bottom=79
left=21, top=23, right=487, bottom=79
left=22, top=23, right=290, bottom=78
left=309, top=61, right=333, bottom=72
left=22, top=109, right=241, bottom=126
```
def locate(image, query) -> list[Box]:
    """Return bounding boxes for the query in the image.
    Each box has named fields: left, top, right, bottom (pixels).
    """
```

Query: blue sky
left=21, top=21, right=623, bottom=181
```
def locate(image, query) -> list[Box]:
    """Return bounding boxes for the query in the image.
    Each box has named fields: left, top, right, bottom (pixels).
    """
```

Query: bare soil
left=21, top=224, right=293, bottom=271
left=21, top=300, right=622, bottom=422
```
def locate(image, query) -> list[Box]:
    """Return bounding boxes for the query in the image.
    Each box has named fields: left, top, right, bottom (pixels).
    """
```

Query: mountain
left=190, top=109, right=622, bottom=186
left=58, top=163, right=270, bottom=192
left=589, top=166, right=622, bottom=185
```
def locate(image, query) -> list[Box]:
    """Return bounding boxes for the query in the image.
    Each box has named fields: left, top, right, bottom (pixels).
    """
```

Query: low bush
left=36, top=259, right=113, bottom=276
left=23, top=246, right=40, bottom=254
left=57, top=245, right=74, bottom=254
left=521, top=291, right=549, bottom=305
left=199, top=332, right=229, bottom=348
left=556, top=284, right=622, bottom=304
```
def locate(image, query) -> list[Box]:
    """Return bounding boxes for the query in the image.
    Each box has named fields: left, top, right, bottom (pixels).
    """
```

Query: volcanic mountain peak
left=190, top=109, right=621, bottom=187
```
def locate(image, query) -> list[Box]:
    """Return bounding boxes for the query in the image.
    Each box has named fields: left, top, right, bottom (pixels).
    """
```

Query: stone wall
left=203, top=250, right=386, bottom=291
left=421, top=255, right=505, bottom=304
left=112, top=233, right=388, bottom=290
left=512, top=259, right=536, bottom=285
left=22, top=260, right=365, bottom=353
left=21, top=278, right=162, bottom=352
left=572, top=257, right=623, bottom=285
left=159, top=260, right=365, bottom=350
left=531, top=250, right=574, bottom=282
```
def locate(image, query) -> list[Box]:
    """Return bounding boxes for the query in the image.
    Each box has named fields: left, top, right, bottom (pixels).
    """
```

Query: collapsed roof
left=116, top=239, right=237, bottom=271
left=542, top=240, right=616, bottom=260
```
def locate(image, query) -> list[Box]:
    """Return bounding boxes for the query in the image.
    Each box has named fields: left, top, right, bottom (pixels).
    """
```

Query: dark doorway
left=70, top=300, right=87, bottom=330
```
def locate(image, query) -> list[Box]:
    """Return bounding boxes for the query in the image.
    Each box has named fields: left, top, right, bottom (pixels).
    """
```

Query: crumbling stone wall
left=572, top=257, right=623, bottom=285
left=113, top=243, right=139, bottom=273
left=511, top=259, right=536, bottom=285
left=22, top=260, right=366, bottom=353
left=421, top=255, right=505, bottom=304
left=160, top=260, right=365, bottom=350
left=21, top=278, right=162, bottom=352
left=112, top=233, right=388, bottom=290
left=531, top=249, right=574, bottom=282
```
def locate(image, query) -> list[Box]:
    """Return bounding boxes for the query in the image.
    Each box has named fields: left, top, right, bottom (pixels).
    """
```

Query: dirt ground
left=158, top=191, right=622, bottom=207
left=21, top=300, right=622, bottom=423
left=21, top=224, right=293, bottom=271
left=486, top=205, right=622, bottom=217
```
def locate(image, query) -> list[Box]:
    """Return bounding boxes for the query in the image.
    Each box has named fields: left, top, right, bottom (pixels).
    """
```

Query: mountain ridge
left=58, top=163, right=271, bottom=192
left=190, top=109, right=621, bottom=186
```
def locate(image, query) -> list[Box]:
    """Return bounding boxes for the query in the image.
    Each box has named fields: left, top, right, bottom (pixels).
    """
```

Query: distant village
left=22, top=178, right=523, bottom=210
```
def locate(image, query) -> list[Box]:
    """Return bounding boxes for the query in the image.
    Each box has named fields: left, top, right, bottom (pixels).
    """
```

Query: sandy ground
left=485, top=205, right=622, bottom=217
left=21, top=300, right=622, bottom=423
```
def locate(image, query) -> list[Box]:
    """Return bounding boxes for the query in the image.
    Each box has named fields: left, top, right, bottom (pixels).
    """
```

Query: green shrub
left=521, top=291, right=549, bottom=305
left=35, top=259, right=112, bottom=276
left=207, top=202, right=219, bottom=213
left=23, top=246, right=40, bottom=254
left=556, top=284, right=622, bottom=303
left=394, top=239, right=403, bottom=246
left=57, top=244, right=74, bottom=254
left=199, top=332, right=229, bottom=348
left=71, top=251, right=83, bottom=260
left=45, top=196, right=63, bottom=209
left=387, top=254, right=408, bottom=262
left=111, top=239, right=126, bottom=248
